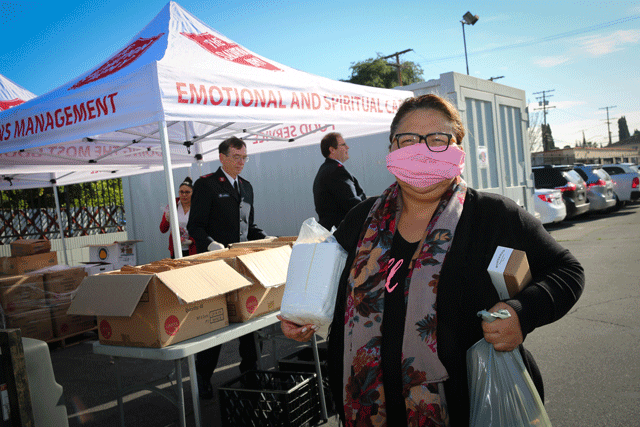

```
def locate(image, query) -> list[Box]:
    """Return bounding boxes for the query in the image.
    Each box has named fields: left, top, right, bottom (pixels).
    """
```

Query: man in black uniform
left=187, top=136, right=267, bottom=399
left=313, top=132, right=366, bottom=230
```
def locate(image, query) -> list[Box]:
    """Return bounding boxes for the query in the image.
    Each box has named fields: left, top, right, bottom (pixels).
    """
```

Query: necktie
left=234, top=180, right=240, bottom=197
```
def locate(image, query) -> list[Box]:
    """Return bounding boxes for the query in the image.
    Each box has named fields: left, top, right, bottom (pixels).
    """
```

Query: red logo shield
left=0, top=98, right=25, bottom=111
left=182, top=32, right=281, bottom=71
left=70, top=34, right=164, bottom=90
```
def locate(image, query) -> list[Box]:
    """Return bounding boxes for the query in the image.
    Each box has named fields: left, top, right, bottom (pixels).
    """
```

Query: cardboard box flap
left=156, top=260, right=252, bottom=303
left=229, top=237, right=277, bottom=248
left=67, top=274, right=152, bottom=317
left=237, top=245, right=292, bottom=288
left=84, top=240, right=142, bottom=248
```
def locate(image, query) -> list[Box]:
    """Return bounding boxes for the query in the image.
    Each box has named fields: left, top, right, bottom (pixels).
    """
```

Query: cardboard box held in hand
left=487, top=246, right=532, bottom=299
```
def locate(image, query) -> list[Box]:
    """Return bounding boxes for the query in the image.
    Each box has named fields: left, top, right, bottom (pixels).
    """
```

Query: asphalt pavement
left=45, top=203, right=640, bottom=427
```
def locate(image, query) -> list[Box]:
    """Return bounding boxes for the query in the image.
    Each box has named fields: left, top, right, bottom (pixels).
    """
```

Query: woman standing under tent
left=160, top=177, right=196, bottom=258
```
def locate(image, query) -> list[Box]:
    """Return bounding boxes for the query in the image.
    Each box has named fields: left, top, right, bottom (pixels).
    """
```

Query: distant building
left=531, top=145, right=639, bottom=166
left=612, top=133, right=640, bottom=152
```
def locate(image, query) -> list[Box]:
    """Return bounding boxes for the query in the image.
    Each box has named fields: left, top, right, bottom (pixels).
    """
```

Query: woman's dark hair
left=389, top=94, right=465, bottom=145
left=179, top=176, right=193, bottom=188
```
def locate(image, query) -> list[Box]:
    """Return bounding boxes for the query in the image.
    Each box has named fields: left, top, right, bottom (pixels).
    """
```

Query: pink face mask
left=386, top=143, right=465, bottom=188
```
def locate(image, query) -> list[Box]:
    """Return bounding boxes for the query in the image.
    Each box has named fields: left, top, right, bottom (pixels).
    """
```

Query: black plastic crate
left=277, top=343, right=335, bottom=414
left=218, top=370, right=320, bottom=427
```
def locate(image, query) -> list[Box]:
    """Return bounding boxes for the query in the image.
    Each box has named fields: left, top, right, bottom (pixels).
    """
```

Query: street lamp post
left=461, top=11, right=479, bottom=75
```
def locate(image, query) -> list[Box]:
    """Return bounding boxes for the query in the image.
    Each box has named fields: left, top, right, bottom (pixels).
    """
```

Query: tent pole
left=52, top=183, right=69, bottom=266
left=159, top=120, right=183, bottom=259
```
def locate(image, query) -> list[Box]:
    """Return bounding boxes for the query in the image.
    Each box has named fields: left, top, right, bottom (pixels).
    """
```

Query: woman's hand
left=277, top=315, right=317, bottom=342
left=481, top=302, right=523, bottom=352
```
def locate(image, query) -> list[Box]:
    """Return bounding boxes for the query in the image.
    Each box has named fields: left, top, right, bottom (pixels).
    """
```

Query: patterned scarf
left=342, top=179, right=467, bottom=427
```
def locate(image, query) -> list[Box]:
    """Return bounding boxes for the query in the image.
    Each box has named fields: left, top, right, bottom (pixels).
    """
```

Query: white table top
left=93, top=311, right=281, bottom=361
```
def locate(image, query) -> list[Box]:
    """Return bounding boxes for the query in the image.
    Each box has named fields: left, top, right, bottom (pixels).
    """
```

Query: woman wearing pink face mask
left=279, top=94, right=584, bottom=427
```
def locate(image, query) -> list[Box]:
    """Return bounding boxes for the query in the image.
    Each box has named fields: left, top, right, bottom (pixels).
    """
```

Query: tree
left=541, top=124, right=556, bottom=151
left=527, top=109, right=543, bottom=152
left=342, top=56, right=423, bottom=88
left=618, top=116, right=631, bottom=141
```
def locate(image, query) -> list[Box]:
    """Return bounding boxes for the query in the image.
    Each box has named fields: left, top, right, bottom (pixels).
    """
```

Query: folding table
left=92, top=311, right=328, bottom=427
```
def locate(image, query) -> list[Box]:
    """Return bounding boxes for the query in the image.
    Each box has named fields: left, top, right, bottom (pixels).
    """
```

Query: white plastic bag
left=280, top=218, right=347, bottom=338
left=295, top=217, right=336, bottom=244
left=467, top=310, right=552, bottom=427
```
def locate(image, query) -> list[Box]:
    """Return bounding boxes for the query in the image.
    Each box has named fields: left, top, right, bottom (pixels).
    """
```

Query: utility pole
left=382, top=49, right=413, bottom=86
left=534, top=90, right=556, bottom=151
left=599, top=105, right=617, bottom=146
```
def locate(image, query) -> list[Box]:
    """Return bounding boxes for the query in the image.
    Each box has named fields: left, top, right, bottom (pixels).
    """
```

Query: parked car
left=531, top=165, right=590, bottom=219
left=601, top=164, right=640, bottom=207
left=534, top=188, right=566, bottom=224
left=573, top=165, right=617, bottom=213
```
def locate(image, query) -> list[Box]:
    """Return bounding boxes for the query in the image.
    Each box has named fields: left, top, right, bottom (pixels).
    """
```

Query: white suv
left=601, top=164, right=640, bottom=207
left=573, top=165, right=617, bottom=213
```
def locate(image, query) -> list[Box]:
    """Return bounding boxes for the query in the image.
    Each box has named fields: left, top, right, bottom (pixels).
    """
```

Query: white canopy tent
left=0, top=74, right=36, bottom=111
left=0, top=1, right=412, bottom=257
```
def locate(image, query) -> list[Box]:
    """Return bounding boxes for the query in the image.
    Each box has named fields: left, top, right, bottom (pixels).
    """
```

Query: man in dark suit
left=313, top=132, right=366, bottom=230
left=187, top=136, right=267, bottom=399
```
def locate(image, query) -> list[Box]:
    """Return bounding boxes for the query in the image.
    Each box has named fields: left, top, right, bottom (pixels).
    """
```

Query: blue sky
left=1, top=0, right=639, bottom=148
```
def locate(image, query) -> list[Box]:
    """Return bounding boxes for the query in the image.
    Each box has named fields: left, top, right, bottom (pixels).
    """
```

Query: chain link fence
left=0, top=178, right=125, bottom=245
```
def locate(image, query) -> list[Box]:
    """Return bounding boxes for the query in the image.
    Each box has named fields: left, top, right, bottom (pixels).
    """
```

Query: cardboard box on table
left=67, top=260, right=252, bottom=347
left=223, top=245, right=291, bottom=322
left=0, top=274, right=46, bottom=316
left=84, top=240, right=141, bottom=270
left=0, top=252, right=58, bottom=275
left=10, top=239, right=52, bottom=257
left=38, top=265, right=95, bottom=338
left=486, top=246, right=533, bottom=298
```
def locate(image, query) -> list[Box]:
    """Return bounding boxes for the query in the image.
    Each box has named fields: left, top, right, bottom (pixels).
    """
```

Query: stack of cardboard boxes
left=69, top=239, right=295, bottom=348
left=0, top=239, right=97, bottom=342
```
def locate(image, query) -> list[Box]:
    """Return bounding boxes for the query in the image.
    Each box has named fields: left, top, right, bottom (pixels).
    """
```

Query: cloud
left=533, top=55, right=571, bottom=67
left=578, top=29, right=640, bottom=56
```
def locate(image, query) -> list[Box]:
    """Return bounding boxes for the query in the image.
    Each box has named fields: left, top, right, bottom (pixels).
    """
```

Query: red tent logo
left=0, top=98, right=25, bottom=111
left=70, top=34, right=164, bottom=90
left=182, top=32, right=281, bottom=71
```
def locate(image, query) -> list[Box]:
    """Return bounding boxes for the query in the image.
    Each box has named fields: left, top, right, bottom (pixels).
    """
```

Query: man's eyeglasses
left=393, top=132, right=454, bottom=152
left=226, top=154, right=249, bottom=163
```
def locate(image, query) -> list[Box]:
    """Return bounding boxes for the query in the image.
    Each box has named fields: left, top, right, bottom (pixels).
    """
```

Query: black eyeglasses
left=393, top=132, right=454, bottom=152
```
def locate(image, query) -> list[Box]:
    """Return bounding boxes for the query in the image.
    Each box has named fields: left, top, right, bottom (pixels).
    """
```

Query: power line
left=599, top=106, right=617, bottom=145
left=417, top=14, right=640, bottom=65
left=533, top=90, right=556, bottom=126
left=381, top=49, right=413, bottom=86
left=534, top=90, right=556, bottom=151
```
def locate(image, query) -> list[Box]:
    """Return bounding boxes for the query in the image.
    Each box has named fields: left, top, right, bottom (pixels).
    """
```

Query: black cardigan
left=328, top=188, right=585, bottom=426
